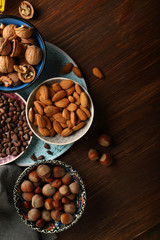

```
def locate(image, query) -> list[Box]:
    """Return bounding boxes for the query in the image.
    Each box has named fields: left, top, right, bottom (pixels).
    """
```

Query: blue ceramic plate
left=0, top=15, right=46, bottom=92
left=15, top=42, right=87, bottom=166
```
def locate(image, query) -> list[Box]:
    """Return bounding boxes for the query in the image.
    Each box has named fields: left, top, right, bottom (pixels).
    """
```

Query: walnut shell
left=15, top=26, right=33, bottom=39
left=2, top=24, right=17, bottom=41
left=7, top=72, right=21, bottom=86
left=21, top=37, right=37, bottom=46
left=0, top=37, right=12, bottom=55
left=0, top=56, right=15, bottom=73
left=25, top=45, right=42, bottom=65
left=17, top=64, right=36, bottom=83
left=0, top=75, right=12, bottom=87
left=10, top=39, right=22, bottom=57
left=19, top=1, right=34, bottom=20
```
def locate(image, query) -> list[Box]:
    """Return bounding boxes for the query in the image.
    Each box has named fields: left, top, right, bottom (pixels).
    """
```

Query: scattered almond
left=72, top=67, right=82, bottom=78
left=61, top=63, right=73, bottom=74
left=92, top=67, right=104, bottom=79
left=73, top=122, right=85, bottom=131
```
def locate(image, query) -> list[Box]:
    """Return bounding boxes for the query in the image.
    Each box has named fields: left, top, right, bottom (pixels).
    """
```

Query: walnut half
left=14, top=64, right=36, bottom=83
left=19, top=1, right=34, bottom=20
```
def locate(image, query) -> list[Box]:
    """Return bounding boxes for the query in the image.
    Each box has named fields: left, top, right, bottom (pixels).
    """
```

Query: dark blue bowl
left=0, top=15, right=46, bottom=92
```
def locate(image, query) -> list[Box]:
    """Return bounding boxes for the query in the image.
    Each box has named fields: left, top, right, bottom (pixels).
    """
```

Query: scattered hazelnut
left=60, top=213, right=73, bottom=225
left=44, top=198, right=54, bottom=210
left=28, top=208, right=41, bottom=221
left=98, top=134, right=111, bottom=147
left=53, top=166, right=66, bottom=178
left=22, top=192, right=33, bottom=201
left=64, top=203, right=76, bottom=214
left=51, top=179, right=62, bottom=188
left=62, top=173, right=72, bottom=185
left=41, top=210, right=52, bottom=222
left=42, top=184, right=56, bottom=197
left=21, top=180, right=34, bottom=192
left=88, top=148, right=99, bottom=161
left=99, top=153, right=112, bottom=166
left=28, top=170, right=39, bottom=183
left=36, top=218, right=45, bottom=228
left=59, top=185, right=70, bottom=196
left=32, top=194, right=44, bottom=208
left=37, top=164, right=51, bottom=178
left=69, top=182, right=80, bottom=194
left=19, top=1, right=34, bottom=20
left=51, top=210, right=62, bottom=221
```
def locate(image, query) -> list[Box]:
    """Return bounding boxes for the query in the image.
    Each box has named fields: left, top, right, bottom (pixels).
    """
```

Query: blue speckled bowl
left=0, top=15, right=46, bottom=92
left=13, top=159, right=86, bottom=234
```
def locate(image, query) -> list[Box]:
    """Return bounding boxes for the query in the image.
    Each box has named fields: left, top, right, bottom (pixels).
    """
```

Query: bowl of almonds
left=26, top=77, right=94, bottom=145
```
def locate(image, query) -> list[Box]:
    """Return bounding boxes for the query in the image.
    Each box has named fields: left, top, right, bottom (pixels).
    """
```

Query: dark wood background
left=6, top=0, right=160, bottom=239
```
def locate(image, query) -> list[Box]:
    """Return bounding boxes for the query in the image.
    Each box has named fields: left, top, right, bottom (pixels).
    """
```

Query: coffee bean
left=24, top=134, right=29, bottom=141
left=0, top=153, right=7, bottom=158
left=12, top=134, right=18, bottom=142
left=30, top=154, right=37, bottom=161
left=12, top=151, right=18, bottom=156
left=6, top=147, right=11, bottom=155
left=14, top=141, right=21, bottom=147
left=38, top=155, right=45, bottom=160
left=46, top=151, right=53, bottom=155
left=44, top=143, right=50, bottom=149
left=6, top=118, right=11, bottom=123
left=29, top=131, right=33, bottom=136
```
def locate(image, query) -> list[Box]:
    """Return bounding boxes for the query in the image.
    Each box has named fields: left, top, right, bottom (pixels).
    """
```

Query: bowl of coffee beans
left=0, top=93, right=33, bottom=165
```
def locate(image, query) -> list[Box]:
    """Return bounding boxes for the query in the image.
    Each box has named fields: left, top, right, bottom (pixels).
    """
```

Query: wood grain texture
left=4, top=0, right=160, bottom=239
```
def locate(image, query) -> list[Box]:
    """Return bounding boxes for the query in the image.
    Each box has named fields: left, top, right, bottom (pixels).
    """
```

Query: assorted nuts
left=0, top=23, right=42, bottom=87
left=19, top=164, right=81, bottom=227
left=0, top=94, right=32, bottom=158
left=28, top=80, right=91, bottom=138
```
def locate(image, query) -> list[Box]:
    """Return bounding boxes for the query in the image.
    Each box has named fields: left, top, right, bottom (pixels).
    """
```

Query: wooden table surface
left=6, top=0, right=160, bottom=239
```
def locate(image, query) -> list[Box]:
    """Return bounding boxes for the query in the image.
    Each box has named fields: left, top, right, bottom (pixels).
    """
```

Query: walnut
left=0, top=37, right=11, bottom=55
left=19, top=1, right=34, bottom=20
left=17, top=64, right=36, bottom=83
left=15, top=25, right=33, bottom=39
left=7, top=72, right=21, bottom=86
left=0, top=75, right=12, bottom=87
left=21, top=37, right=37, bottom=46
left=25, top=45, right=42, bottom=65
left=0, top=56, right=15, bottom=73
left=10, top=39, right=22, bottom=57
left=2, top=24, right=17, bottom=41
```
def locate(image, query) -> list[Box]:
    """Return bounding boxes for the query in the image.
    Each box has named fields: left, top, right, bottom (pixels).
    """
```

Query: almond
left=34, top=102, right=44, bottom=115
left=65, top=86, right=75, bottom=96
left=49, top=128, right=56, bottom=137
left=73, top=92, right=80, bottom=105
left=51, top=83, right=62, bottom=92
left=68, top=96, right=74, bottom=103
left=38, top=85, right=49, bottom=99
left=62, top=108, right=70, bottom=120
left=76, top=108, right=87, bottom=121
left=73, top=122, right=85, bottom=131
left=61, top=128, right=73, bottom=137
left=61, top=63, right=73, bottom=74
left=28, top=107, right=34, bottom=123
left=67, top=103, right=77, bottom=112
left=54, top=98, right=69, bottom=108
left=59, top=80, right=74, bottom=90
left=80, top=106, right=91, bottom=118
left=52, top=90, right=66, bottom=102
left=38, top=127, right=50, bottom=136
left=80, top=92, right=89, bottom=108
left=75, top=83, right=82, bottom=95
left=92, top=67, right=104, bottom=79
left=60, top=122, right=67, bottom=128
left=35, top=88, right=41, bottom=100
left=34, top=100, right=45, bottom=108
left=53, top=120, right=63, bottom=134
left=34, top=114, right=38, bottom=126
left=76, top=117, right=81, bottom=124
left=37, top=115, right=46, bottom=128
left=72, top=67, right=82, bottom=78
left=48, top=87, right=56, bottom=98
left=66, top=120, right=73, bottom=129
left=34, top=107, right=38, bottom=114
left=53, top=113, right=66, bottom=123
left=49, top=116, right=54, bottom=122
left=39, top=96, right=53, bottom=106
left=43, top=116, right=52, bottom=129
left=70, top=111, right=76, bottom=126
left=44, top=106, right=59, bottom=116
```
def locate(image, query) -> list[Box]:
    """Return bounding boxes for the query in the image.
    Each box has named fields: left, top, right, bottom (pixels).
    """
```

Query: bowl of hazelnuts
left=13, top=159, right=86, bottom=233
left=0, top=15, right=46, bottom=92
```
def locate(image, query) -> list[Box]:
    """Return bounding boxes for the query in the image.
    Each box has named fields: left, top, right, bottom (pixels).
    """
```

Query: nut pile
left=0, top=94, right=32, bottom=158
left=28, top=80, right=91, bottom=137
left=20, top=164, right=80, bottom=227
left=0, top=23, right=42, bottom=87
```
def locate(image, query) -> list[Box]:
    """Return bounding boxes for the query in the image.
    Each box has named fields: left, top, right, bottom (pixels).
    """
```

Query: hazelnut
left=28, top=170, right=39, bottom=183
left=99, top=153, right=112, bottom=166
left=2, top=24, right=17, bottom=40
left=10, top=39, right=22, bottom=57
left=53, top=191, right=63, bottom=201
left=23, top=201, right=31, bottom=209
left=61, top=197, right=70, bottom=204
left=53, top=166, right=66, bottom=178
left=51, top=179, right=62, bottom=188
left=67, top=194, right=76, bottom=201
left=19, top=1, right=34, bottom=20
left=98, top=134, right=111, bottom=147
left=69, top=182, right=80, bottom=194
left=42, top=183, right=56, bottom=197
left=28, top=208, right=41, bottom=221
left=22, top=192, right=33, bottom=201
left=64, top=202, right=76, bottom=214
left=32, top=194, right=44, bottom=208
left=21, top=180, right=34, bottom=192
left=7, top=72, right=21, bottom=86
left=59, top=185, right=70, bottom=196
left=36, top=219, right=45, bottom=228
left=0, top=56, right=15, bottom=73
left=62, top=173, right=72, bottom=185
left=60, top=213, right=74, bottom=225
left=41, top=210, right=52, bottom=222
left=0, top=37, right=11, bottom=55
left=88, top=148, right=99, bottom=161
left=37, top=164, right=51, bottom=178
left=45, top=176, right=54, bottom=183
left=34, top=186, right=42, bottom=194
left=52, top=200, right=63, bottom=211
left=51, top=210, right=62, bottom=221
left=44, top=198, right=54, bottom=210
left=25, top=45, right=42, bottom=65
left=15, top=25, right=33, bottom=39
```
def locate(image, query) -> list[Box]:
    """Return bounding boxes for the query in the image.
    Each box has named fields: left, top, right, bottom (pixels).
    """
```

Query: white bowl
left=26, top=77, right=94, bottom=145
